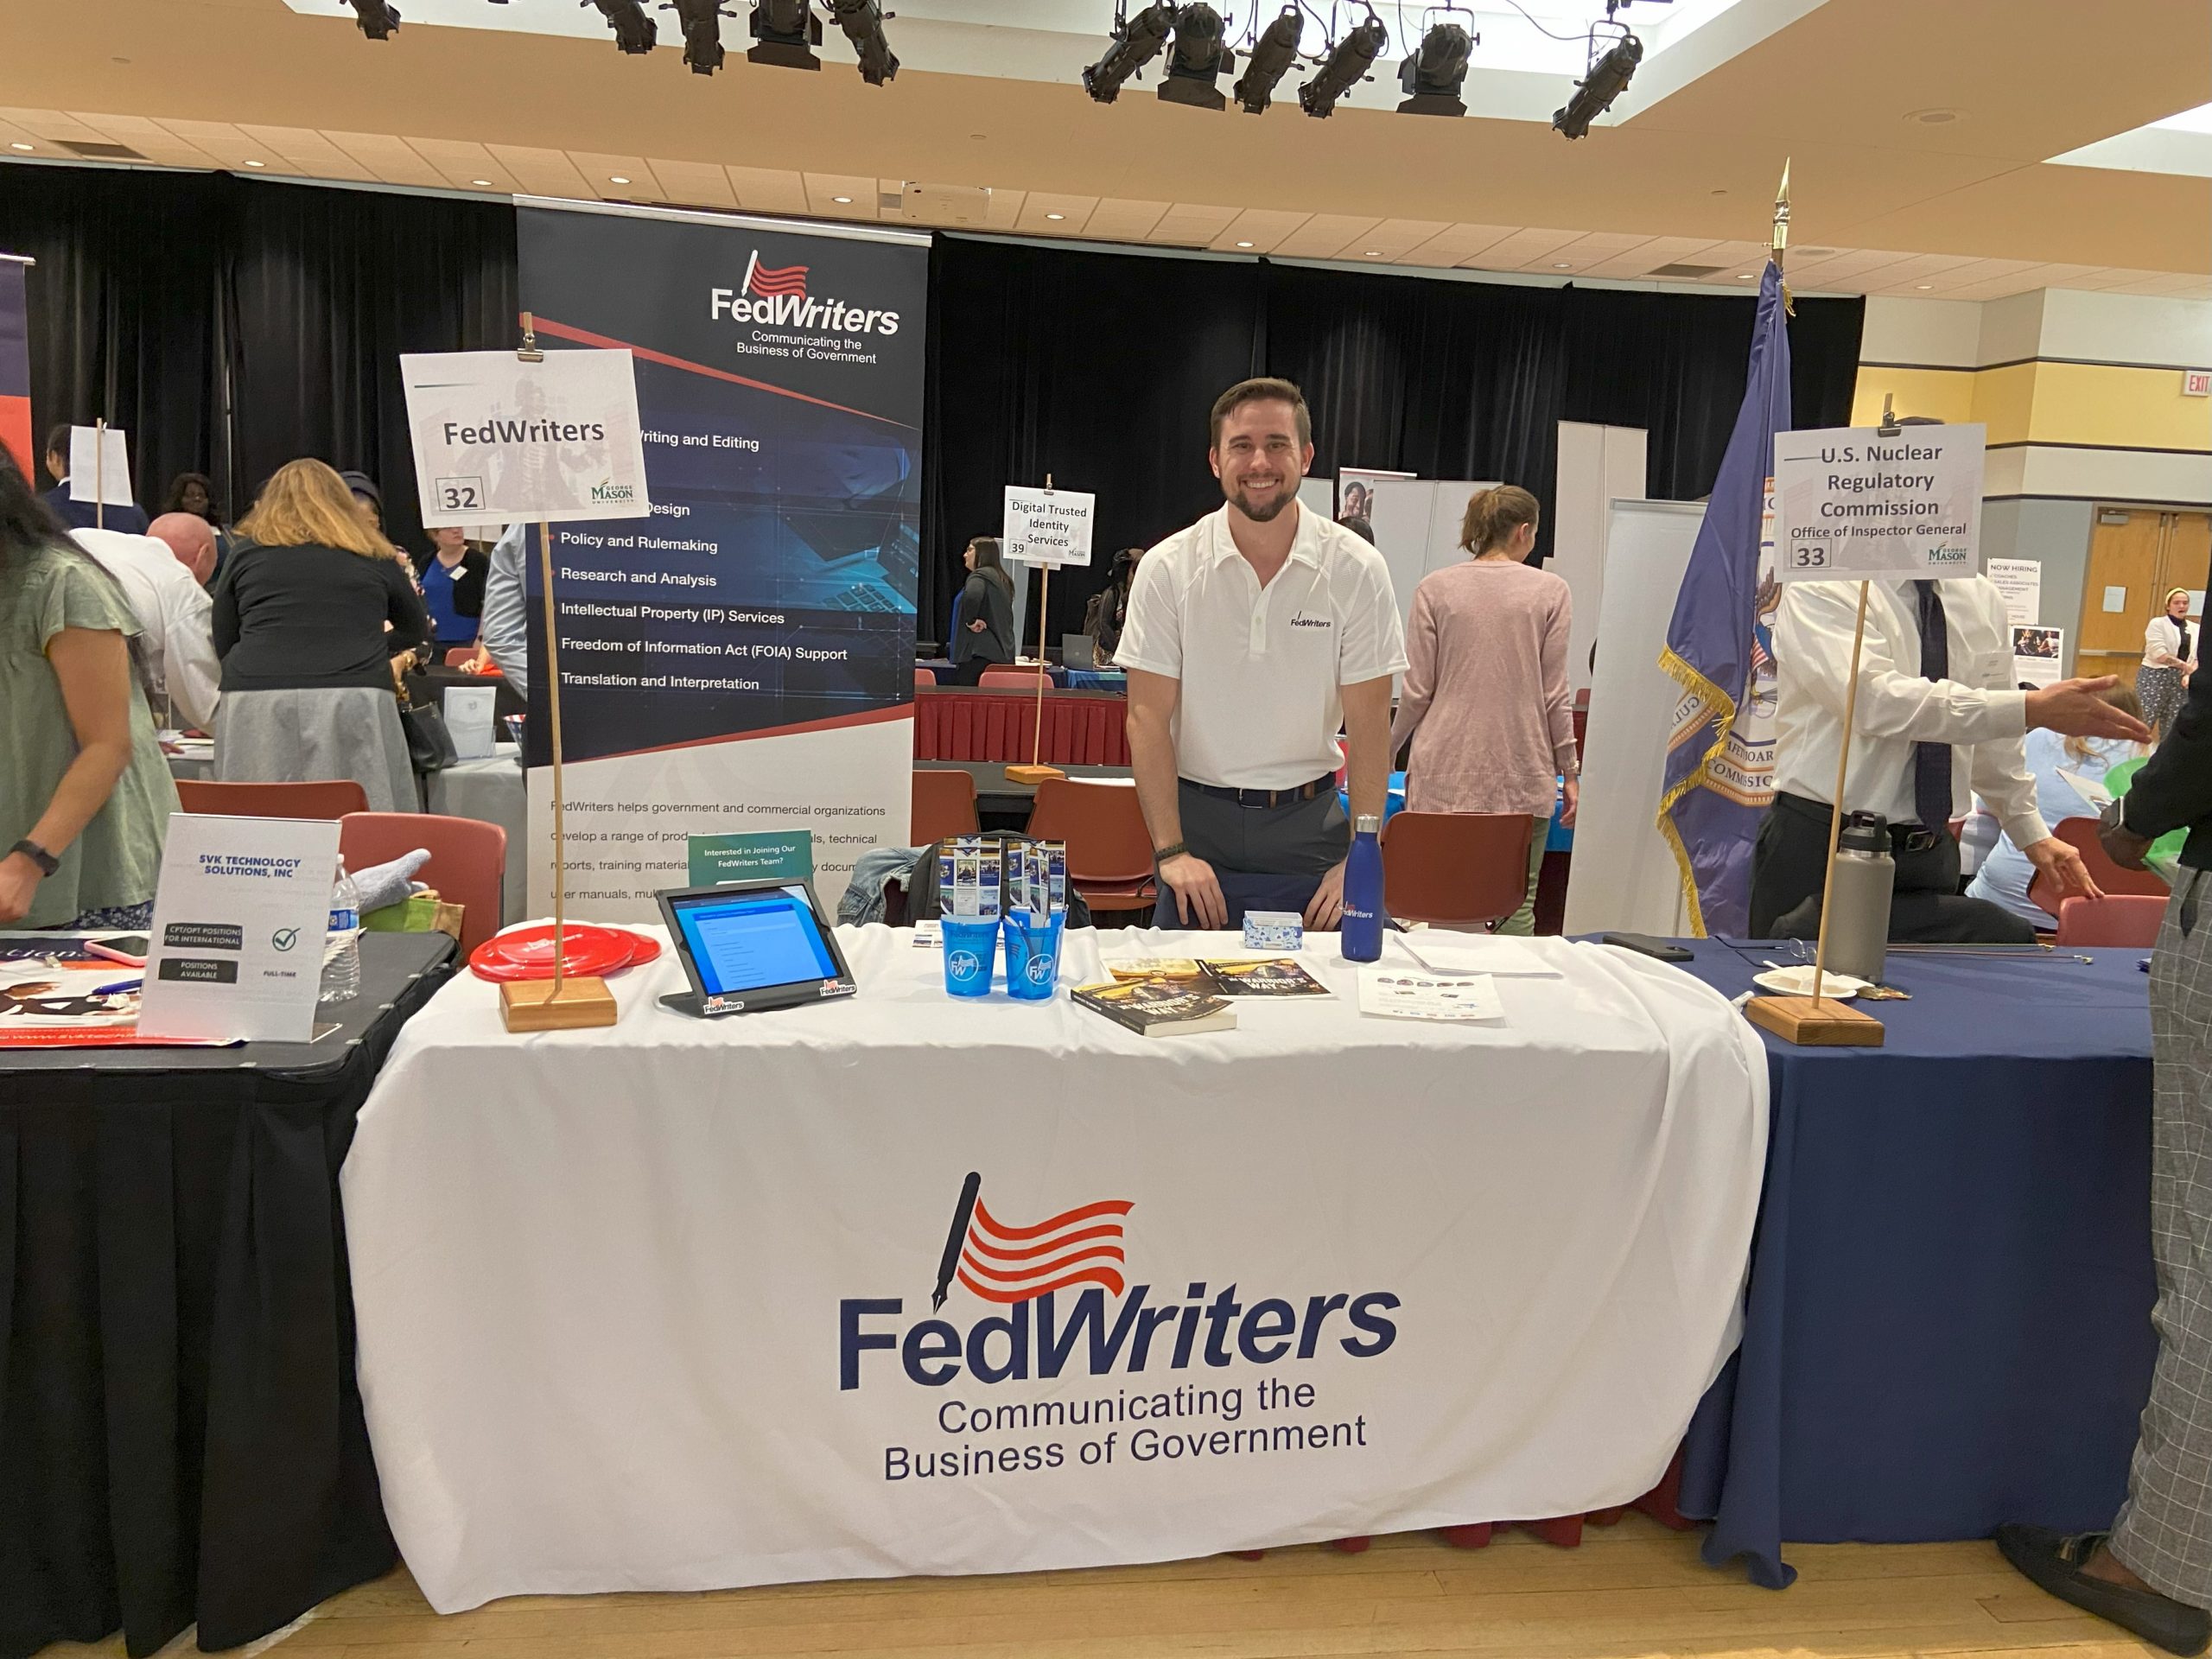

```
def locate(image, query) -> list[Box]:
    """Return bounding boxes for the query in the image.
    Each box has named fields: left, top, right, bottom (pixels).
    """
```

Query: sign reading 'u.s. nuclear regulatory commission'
left=400, top=347, right=652, bottom=527
left=1771, top=423, right=1986, bottom=583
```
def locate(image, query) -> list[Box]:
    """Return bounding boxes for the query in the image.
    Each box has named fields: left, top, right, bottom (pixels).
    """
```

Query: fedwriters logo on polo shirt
left=1288, top=611, right=1333, bottom=630
left=837, top=1172, right=1401, bottom=1389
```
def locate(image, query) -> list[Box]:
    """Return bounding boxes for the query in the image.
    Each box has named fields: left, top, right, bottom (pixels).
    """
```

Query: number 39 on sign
left=435, top=476, right=485, bottom=513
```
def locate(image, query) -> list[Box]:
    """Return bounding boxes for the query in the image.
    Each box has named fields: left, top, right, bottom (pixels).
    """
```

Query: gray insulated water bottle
left=1824, top=810, right=1895, bottom=983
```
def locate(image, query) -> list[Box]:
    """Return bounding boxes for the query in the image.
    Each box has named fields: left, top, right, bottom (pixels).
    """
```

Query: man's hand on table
left=1305, top=860, right=1348, bottom=930
left=2024, top=836, right=2104, bottom=902
left=1160, top=851, right=1227, bottom=930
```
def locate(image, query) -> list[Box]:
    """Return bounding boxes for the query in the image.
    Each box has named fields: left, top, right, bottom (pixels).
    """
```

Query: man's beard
left=1227, top=480, right=1294, bottom=523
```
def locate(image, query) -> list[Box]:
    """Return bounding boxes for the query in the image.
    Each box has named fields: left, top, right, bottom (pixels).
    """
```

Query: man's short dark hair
left=44, top=423, right=70, bottom=461
left=1210, top=378, right=1312, bottom=450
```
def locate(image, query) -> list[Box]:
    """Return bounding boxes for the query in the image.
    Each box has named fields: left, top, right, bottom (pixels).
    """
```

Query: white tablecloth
left=344, top=927, right=1768, bottom=1612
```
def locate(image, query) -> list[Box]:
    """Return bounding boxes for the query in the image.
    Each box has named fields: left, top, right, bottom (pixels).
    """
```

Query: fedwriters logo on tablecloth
left=839, top=1173, right=1399, bottom=1484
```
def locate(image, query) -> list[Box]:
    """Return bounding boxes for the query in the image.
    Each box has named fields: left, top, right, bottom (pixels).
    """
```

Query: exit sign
left=2186, top=369, right=2212, bottom=397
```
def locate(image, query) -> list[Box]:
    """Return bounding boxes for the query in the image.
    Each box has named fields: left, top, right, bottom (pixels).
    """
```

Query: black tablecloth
left=0, top=932, right=455, bottom=1659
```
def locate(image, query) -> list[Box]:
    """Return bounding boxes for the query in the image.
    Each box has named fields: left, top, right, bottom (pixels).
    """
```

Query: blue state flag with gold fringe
left=1656, top=259, right=1791, bottom=938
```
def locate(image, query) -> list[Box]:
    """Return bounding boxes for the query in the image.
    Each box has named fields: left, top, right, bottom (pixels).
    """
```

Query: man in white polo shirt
left=1116, top=378, right=1406, bottom=930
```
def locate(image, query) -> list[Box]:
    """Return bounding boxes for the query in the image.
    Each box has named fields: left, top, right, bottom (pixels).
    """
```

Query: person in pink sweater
left=1387, top=485, right=1579, bottom=934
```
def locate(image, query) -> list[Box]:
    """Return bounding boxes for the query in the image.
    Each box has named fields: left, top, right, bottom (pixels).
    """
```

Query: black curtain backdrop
left=924, top=237, right=1864, bottom=642
left=0, top=166, right=1861, bottom=632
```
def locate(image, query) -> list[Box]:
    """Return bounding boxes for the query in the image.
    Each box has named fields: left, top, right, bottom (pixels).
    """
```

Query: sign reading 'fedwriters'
left=399, top=348, right=652, bottom=527
left=136, top=814, right=341, bottom=1043
left=1772, top=423, right=1986, bottom=583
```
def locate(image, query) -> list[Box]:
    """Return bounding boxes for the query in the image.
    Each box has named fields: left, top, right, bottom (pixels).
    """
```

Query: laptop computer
left=1061, top=633, right=1097, bottom=669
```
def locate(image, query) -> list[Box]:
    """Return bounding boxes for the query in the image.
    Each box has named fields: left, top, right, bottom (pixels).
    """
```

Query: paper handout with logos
left=443, top=683, right=499, bottom=760
left=1003, top=486, right=1096, bottom=569
left=399, top=348, right=652, bottom=527
left=136, top=814, right=343, bottom=1043
left=1986, top=557, right=2042, bottom=627
left=1772, top=424, right=1986, bottom=583
left=67, top=424, right=135, bottom=505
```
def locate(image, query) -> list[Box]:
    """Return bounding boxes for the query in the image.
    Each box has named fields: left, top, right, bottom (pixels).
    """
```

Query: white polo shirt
left=1116, top=502, right=1407, bottom=791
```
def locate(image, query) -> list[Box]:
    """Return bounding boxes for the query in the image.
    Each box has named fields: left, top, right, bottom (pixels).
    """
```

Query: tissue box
left=1243, top=911, right=1303, bottom=951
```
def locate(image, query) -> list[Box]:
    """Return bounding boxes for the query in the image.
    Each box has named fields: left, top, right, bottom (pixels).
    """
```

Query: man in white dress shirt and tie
left=1753, top=563, right=2152, bottom=942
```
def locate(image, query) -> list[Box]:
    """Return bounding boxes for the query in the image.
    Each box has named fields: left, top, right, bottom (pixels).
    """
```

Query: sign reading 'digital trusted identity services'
left=1771, top=423, right=1986, bottom=583
left=400, top=348, right=652, bottom=528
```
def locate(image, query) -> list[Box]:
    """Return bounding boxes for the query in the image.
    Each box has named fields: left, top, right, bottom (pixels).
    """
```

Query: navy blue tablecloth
left=1671, top=940, right=2156, bottom=1588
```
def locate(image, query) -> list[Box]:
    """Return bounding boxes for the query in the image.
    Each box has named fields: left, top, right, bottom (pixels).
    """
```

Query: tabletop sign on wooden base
left=401, top=322, right=651, bottom=1032
left=1745, top=402, right=1986, bottom=1046
left=1002, top=476, right=1096, bottom=787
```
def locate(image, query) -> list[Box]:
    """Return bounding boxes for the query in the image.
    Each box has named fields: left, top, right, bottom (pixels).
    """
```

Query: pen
left=91, top=978, right=143, bottom=996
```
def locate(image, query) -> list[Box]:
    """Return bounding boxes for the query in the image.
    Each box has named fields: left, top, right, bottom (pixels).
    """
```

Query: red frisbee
left=469, top=924, right=661, bottom=982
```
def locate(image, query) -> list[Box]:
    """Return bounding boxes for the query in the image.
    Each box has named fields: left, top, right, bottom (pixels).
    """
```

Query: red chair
left=175, top=778, right=370, bottom=820
left=912, top=768, right=980, bottom=845
left=339, top=810, right=509, bottom=956
left=1027, top=778, right=1156, bottom=915
left=444, top=647, right=480, bottom=668
left=2056, top=895, right=2164, bottom=948
left=1381, top=811, right=1534, bottom=929
left=913, top=666, right=938, bottom=689
left=979, top=666, right=1046, bottom=691
left=2029, top=815, right=2169, bottom=919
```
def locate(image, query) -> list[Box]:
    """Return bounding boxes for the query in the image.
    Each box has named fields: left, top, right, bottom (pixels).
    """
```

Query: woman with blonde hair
left=211, top=460, right=429, bottom=811
left=1388, top=485, right=1576, bottom=935
left=2140, top=587, right=2196, bottom=742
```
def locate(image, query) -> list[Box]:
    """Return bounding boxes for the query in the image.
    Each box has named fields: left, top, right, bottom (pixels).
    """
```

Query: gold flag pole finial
left=1771, top=157, right=1794, bottom=315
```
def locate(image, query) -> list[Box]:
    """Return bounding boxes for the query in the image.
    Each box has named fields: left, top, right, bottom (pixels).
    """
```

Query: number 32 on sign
left=1771, top=423, right=1986, bottom=583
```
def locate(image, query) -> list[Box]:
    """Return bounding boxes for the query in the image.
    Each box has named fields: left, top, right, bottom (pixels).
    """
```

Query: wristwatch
left=9, top=838, right=59, bottom=876
left=1153, top=842, right=1188, bottom=862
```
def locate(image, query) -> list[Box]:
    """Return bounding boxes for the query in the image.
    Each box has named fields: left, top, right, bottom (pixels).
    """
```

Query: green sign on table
left=687, top=830, right=815, bottom=888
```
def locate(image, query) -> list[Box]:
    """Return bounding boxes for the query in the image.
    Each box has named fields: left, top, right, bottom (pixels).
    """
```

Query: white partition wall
left=1368, top=480, right=1496, bottom=624
left=1553, top=423, right=1650, bottom=691
left=1564, top=500, right=1706, bottom=938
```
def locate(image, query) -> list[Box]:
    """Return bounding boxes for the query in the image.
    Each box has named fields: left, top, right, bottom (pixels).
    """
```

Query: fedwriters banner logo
left=842, top=1173, right=1398, bottom=1483
left=710, top=249, right=903, bottom=336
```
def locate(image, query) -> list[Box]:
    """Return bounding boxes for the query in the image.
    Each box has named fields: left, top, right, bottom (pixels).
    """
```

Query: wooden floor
left=47, top=1516, right=2163, bottom=1659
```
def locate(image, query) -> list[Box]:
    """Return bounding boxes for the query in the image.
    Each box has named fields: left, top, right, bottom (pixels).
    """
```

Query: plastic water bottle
left=1341, top=814, right=1385, bottom=963
left=321, top=859, right=362, bottom=1004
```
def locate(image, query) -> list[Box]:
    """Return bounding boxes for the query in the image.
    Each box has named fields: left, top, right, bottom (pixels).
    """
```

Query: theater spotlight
left=749, top=0, right=823, bottom=67
left=1553, top=32, right=1642, bottom=137
left=347, top=0, right=399, bottom=39
left=1298, top=13, right=1387, bottom=118
left=1157, top=3, right=1234, bottom=110
left=1397, top=22, right=1471, bottom=115
left=586, top=0, right=658, bottom=52
left=830, top=0, right=899, bottom=84
left=1231, top=7, right=1302, bottom=113
left=1082, top=3, right=1175, bottom=104
left=668, top=0, right=725, bottom=71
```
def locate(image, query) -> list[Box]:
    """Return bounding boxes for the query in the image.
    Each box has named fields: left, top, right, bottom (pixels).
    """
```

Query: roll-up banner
left=515, top=200, right=929, bottom=917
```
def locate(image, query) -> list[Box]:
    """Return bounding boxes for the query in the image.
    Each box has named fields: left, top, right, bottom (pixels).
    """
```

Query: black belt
left=1180, top=773, right=1338, bottom=810
left=1775, top=790, right=1945, bottom=853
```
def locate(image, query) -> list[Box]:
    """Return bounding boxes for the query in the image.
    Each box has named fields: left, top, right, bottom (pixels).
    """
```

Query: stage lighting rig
left=1552, top=30, right=1641, bottom=137
left=748, top=0, right=823, bottom=67
left=1298, top=13, right=1387, bottom=118
left=1397, top=20, right=1472, bottom=116
left=830, top=0, right=899, bottom=84
left=1082, top=3, right=1175, bottom=104
left=1159, top=3, right=1234, bottom=110
left=347, top=0, right=398, bottom=39
left=586, top=0, right=658, bottom=53
left=667, top=0, right=726, bottom=71
left=1230, top=5, right=1301, bottom=113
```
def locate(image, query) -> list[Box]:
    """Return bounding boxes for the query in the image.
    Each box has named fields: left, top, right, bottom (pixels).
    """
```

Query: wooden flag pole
left=1007, top=472, right=1067, bottom=788
left=500, top=315, right=615, bottom=1032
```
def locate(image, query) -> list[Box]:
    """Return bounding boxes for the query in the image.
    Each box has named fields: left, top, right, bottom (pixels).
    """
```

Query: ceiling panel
left=567, top=150, right=657, bottom=200
left=1080, top=198, right=1169, bottom=241
left=1348, top=218, right=1453, bottom=262
left=1147, top=202, right=1240, bottom=246
left=146, top=118, right=287, bottom=173
left=1211, top=209, right=1311, bottom=253
left=67, top=112, right=225, bottom=169
left=1271, top=214, right=1386, bottom=260
left=325, top=130, right=450, bottom=188
left=0, top=108, right=110, bottom=146
left=803, top=172, right=880, bottom=219
left=407, top=136, right=519, bottom=193
left=1576, top=235, right=1723, bottom=278
left=1522, top=229, right=1653, bottom=272
left=645, top=157, right=737, bottom=208
left=487, top=144, right=594, bottom=199
left=1015, top=193, right=1099, bottom=234
left=1401, top=222, right=1517, bottom=267
left=724, top=166, right=810, bottom=216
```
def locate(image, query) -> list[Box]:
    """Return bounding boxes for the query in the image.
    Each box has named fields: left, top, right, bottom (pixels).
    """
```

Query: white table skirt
left=343, top=926, right=1768, bottom=1612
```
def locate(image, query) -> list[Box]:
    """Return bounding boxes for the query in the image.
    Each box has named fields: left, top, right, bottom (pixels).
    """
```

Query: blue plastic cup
left=1004, top=912, right=1065, bottom=1001
left=942, top=917, right=999, bottom=997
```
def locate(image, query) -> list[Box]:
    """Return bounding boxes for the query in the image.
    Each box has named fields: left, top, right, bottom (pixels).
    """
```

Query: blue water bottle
left=1341, top=813, right=1384, bottom=962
